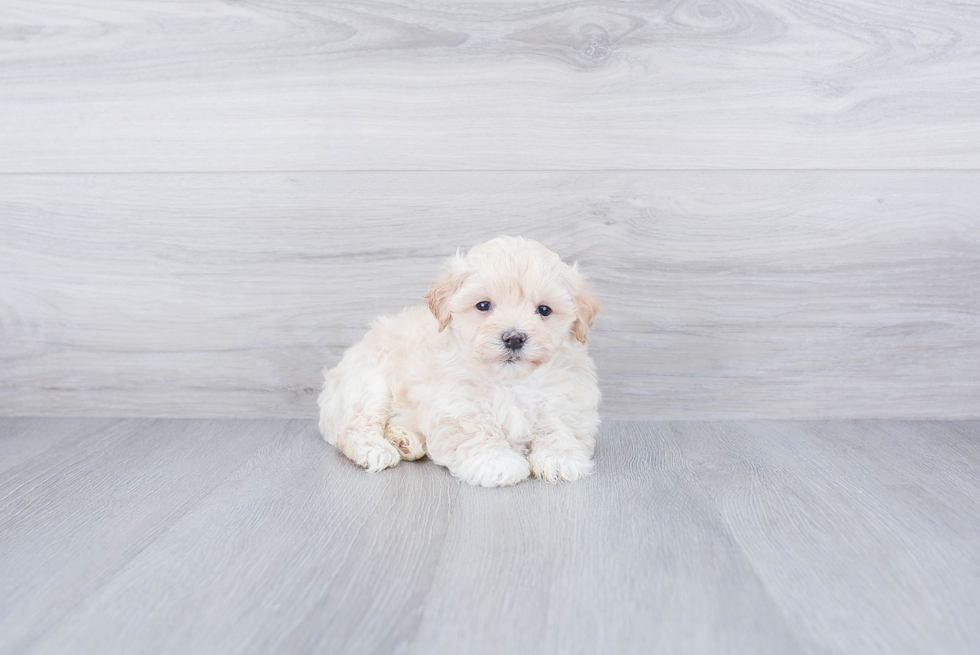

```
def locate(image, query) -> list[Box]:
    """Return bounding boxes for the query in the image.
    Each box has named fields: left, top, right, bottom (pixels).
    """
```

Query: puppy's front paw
left=453, top=447, right=530, bottom=488
left=529, top=447, right=594, bottom=483
left=339, top=434, right=401, bottom=472
left=384, top=423, right=426, bottom=461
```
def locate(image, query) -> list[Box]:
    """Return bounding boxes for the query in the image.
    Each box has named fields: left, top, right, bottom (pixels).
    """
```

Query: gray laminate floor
left=1, top=419, right=978, bottom=655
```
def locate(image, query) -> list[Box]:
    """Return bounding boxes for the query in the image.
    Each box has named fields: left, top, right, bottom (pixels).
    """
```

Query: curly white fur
left=318, top=236, right=601, bottom=487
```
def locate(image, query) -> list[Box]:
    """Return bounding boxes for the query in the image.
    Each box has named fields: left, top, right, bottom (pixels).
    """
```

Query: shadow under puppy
left=318, top=236, right=601, bottom=487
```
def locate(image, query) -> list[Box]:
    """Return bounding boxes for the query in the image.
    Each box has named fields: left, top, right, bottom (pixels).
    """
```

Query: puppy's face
left=426, top=237, right=599, bottom=381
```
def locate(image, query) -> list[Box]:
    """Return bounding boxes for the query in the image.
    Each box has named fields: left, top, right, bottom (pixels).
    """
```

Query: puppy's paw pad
left=384, top=424, right=426, bottom=461
left=529, top=449, right=594, bottom=483
left=454, top=448, right=530, bottom=488
left=352, top=440, right=401, bottom=472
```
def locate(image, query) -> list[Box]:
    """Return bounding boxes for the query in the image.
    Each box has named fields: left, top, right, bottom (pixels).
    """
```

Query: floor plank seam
left=11, top=422, right=283, bottom=655
left=0, top=419, right=121, bottom=478
left=398, top=479, right=463, bottom=655
left=0, top=419, right=136, bottom=529
left=269, top=464, right=407, bottom=650
left=661, top=423, right=817, bottom=655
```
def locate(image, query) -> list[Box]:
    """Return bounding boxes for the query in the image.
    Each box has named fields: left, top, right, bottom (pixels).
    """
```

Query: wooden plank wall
left=1, top=1, right=978, bottom=419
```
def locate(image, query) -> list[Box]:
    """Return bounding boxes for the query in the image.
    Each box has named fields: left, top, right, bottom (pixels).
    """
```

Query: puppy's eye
left=476, top=301, right=492, bottom=312
left=537, top=305, right=552, bottom=317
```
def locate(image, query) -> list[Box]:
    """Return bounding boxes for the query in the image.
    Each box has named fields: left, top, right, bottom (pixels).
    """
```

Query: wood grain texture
left=0, top=417, right=116, bottom=474
left=1, top=0, right=979, bottom=172
left=24, top=420, right=458, bottom=655
left=2, top=171, right=977, bottom=419
left=0, top=419, right=279, bottom=653
left=4, top=419, right=980, bottom=654
left=670, top=420, right=980, bottom=655
left=407, top=421, right=806, bottom=654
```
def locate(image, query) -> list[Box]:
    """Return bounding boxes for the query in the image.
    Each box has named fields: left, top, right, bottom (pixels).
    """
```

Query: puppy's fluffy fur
left=318, top=236, right=601, bottom=487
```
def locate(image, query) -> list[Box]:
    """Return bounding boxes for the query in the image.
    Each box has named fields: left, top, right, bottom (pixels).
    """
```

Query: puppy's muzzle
left=502, top=330, right=527, bottom=351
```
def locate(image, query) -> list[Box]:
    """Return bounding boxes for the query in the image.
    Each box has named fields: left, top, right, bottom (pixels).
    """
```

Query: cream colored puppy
left=318, top=236, right=601, bottom=487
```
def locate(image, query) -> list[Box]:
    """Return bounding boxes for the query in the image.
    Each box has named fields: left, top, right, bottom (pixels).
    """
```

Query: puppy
left=318, top=236, right=601, bottom=487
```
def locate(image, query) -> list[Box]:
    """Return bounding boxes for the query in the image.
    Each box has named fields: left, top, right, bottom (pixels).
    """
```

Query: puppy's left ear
left=425, top=252, right=470, bottom=332
left=570, top=266, right=601, bottom=344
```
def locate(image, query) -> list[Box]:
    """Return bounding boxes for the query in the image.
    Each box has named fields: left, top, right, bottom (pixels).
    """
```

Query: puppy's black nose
left=502, top=331, right=526, bottom=351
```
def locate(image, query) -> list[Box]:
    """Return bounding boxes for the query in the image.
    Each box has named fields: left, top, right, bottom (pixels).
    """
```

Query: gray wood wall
left=2, top=1, right=978, bottom=419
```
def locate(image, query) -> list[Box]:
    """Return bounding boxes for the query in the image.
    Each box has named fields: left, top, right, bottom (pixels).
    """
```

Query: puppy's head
left=425, top=236, right=600, bottom=380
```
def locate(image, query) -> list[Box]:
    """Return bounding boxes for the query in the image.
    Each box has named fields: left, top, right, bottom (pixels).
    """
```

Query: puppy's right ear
left=425, top=252, right=470, bottom=332
left=568, top=263, right=601, bottom=344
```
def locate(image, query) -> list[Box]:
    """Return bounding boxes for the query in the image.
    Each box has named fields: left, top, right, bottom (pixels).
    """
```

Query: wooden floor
left=1, top=419, right=978, bottom=654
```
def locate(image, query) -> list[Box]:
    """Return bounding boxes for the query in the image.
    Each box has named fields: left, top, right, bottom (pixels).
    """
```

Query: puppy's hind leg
left=384, top=423, right=426, bottom=461
left=318, top=344, right=400, bottom=472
